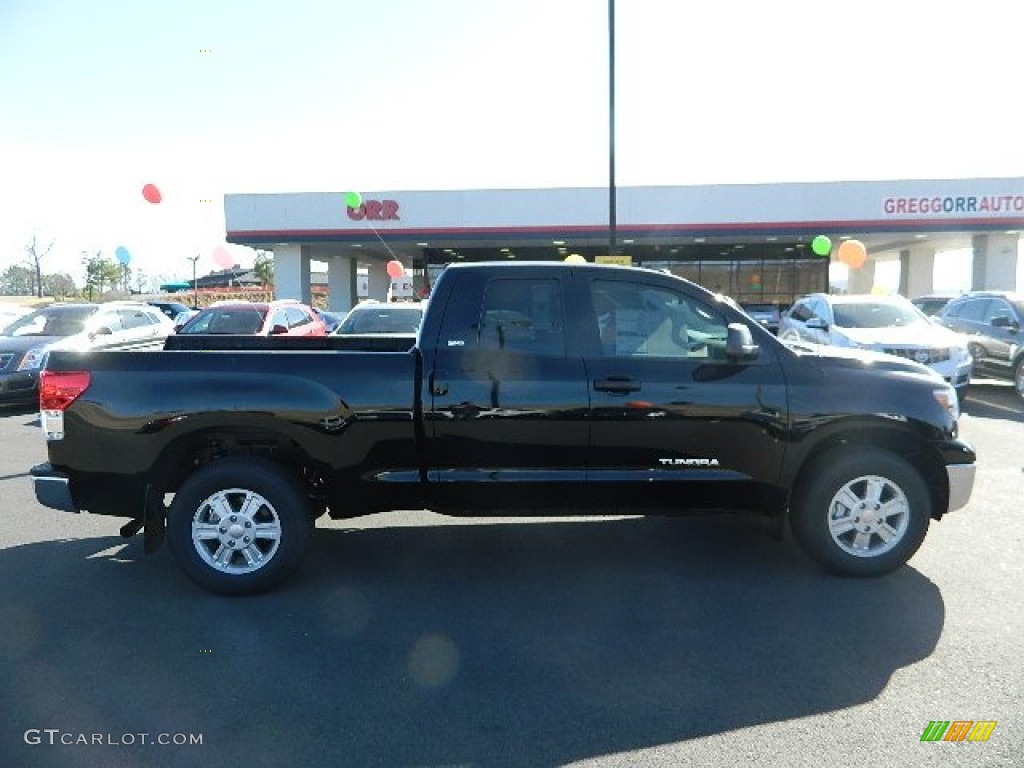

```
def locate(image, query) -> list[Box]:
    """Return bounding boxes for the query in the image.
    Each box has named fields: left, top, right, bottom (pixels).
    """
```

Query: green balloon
left=811, top=235, right=832, bottom=257
left=344, top=191, right=363, bottom=208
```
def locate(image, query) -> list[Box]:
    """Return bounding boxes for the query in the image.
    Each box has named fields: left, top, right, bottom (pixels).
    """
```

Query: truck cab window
left=591, top=279, right=728, bottom=359
left=478, top=278, right=565, bottom=357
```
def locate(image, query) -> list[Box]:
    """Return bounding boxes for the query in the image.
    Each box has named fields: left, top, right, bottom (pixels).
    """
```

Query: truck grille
left=0, top=353, right=14, bottom=371
left=882, top=347, right=950, bottom=365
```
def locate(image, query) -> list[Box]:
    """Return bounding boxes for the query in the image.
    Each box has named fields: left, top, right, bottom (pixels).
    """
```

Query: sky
left=1, top=0, right=1022, bottom=290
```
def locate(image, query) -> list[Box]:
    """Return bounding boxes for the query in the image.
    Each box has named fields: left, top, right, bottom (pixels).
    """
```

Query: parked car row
left=778, top=293, right=973, bottom=402
left=1, top=296, right=432, bottom=408
left=933, top=291, right=1024, bottom=398
left=175, top=300, right=328, bottom=336
left=773, top=289, right=1024, bottom=402
left=0, top=301, right=174, bottom=405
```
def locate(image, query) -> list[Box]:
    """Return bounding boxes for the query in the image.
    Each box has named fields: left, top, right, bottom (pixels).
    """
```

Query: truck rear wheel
left=791, top=449, right=930, bottom=576
left=167, top=458, right=312, bottom=594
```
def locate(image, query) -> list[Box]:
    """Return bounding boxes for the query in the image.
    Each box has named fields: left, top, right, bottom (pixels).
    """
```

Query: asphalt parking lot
left=0, top=383, right=1021, bottom=768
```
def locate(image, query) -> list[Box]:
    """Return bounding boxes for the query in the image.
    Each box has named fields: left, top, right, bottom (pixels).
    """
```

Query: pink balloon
left=212, top=246, right=233, bottom=269
left=386, top=260, right=405, bottom=279
left=142, top=183, right=162, bottom=204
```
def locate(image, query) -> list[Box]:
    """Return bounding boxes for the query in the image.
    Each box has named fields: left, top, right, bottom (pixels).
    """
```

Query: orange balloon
left=837, top=239, right=867, bottom=269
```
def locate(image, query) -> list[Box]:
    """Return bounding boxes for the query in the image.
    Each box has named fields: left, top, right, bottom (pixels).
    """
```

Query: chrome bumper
left=30, top=463, right=79, bottom=513
left=946, top=463, right=976, bottom=514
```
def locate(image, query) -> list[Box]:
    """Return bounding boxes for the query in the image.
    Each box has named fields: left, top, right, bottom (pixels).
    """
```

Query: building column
left=327, top=255, right=357, bottom=311
left=273, top=244, right=312, bottom=303
left=847, top=258, right=877, bottom=294
left=901, top=246, right=936, bottom=298
left=972, top=234, right=1020, bottom=291
left=367, top=260, right=390, bottom=301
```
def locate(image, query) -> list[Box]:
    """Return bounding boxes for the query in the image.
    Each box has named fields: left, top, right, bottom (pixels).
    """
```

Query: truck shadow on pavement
left=0, top=515, right=943, bottom=768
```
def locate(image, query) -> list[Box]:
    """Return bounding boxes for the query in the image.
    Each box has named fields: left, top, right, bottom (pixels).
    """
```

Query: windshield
left=1, top=306, right=96, bottom=337
left=337, top=306, right=423, bottom=334
left=179, top=308, right=267, bottom=334
left=832, top=301, right=923, bottom=329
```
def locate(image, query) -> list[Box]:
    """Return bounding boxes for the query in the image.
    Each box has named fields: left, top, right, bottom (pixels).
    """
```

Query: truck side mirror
left=805, top=317, right=828, bottom=330
left=269, top=324, right=289, bottom=336
left=726, top=323, right=759, bottom=361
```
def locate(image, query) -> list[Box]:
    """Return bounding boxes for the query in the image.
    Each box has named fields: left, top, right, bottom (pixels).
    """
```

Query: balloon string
left=366, top=222, right=401, bottom=261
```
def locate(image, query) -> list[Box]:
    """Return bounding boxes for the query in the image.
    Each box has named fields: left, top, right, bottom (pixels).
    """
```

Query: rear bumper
left=30, top=463, right=79, bottom=513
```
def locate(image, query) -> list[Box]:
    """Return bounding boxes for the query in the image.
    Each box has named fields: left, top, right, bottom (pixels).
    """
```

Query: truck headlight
left=17, top=347, right=47, bottom=371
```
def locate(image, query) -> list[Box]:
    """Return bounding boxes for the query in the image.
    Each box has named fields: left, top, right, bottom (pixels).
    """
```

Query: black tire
left=1014, top=357, right=1024, bottom=400
left=790, top=449, right=931, bottom=576
left=167, top=457, right=312, bottom=595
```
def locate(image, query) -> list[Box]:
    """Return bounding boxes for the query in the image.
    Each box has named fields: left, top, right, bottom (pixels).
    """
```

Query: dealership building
left=224, top=176, right=1024, bottom=310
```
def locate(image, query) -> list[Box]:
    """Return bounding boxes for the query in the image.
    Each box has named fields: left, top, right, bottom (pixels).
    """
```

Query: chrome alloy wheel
left=826, top=474, right=910, bottom=558
left=191, top=488, right=282, bottom=573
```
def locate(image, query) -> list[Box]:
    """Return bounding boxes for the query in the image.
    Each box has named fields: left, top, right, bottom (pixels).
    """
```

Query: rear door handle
left=594, top=377, right=641, bottom=394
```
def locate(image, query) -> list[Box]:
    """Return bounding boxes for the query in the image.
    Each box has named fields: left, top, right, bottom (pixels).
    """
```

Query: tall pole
left=188, top=254, right=200, bottom=308
left=608, top=0, right=617, bottom=257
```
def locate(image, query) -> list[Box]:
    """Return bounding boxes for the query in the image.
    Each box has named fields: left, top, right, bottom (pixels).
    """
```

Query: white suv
left=779, top=293, right=972, bottom=400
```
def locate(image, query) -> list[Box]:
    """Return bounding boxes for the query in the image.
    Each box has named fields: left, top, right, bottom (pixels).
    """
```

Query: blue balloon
left=115, top=246, right=131, bottom=265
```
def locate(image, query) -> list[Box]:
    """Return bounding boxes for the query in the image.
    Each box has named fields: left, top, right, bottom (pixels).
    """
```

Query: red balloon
left=386, top=260, right=405, bottom=279
left=142, top=183, right=162, bottom=204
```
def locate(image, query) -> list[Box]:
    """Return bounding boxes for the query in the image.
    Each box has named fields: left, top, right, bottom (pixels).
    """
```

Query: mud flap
left=143, top=483, right=166, bottom=554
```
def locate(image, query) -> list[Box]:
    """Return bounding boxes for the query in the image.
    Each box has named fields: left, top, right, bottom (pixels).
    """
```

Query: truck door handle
left=594, top=377, right=641, bottom=394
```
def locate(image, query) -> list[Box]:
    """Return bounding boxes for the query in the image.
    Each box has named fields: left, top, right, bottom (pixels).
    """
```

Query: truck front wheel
left=167, top=458, right=312, bottom=594
left=791, top=450, right=931, bottom=576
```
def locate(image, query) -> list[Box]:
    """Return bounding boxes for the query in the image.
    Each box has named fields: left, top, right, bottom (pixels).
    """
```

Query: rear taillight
left=39, top=370, right=91, bottom=411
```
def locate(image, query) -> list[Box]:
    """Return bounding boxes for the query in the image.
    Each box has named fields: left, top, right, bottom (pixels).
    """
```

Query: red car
left=176, top=301, right=327, bottom=336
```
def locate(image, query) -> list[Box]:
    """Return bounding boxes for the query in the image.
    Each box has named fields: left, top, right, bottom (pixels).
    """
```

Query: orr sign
left=347, top=199, right=400, bottom=222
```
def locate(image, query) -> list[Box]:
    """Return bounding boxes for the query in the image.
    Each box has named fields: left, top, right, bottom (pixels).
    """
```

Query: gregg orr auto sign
left=884, top=194, right=1024, bottom=216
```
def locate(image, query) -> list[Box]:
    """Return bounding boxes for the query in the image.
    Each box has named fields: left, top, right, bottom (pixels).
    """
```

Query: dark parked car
left=739, top=302, right=784, bottom=334
left=935, top=291, right=1024, bottom=398
left=910, top=294, right=958, bottom=317
left=147, top=300, right=193, bottom=320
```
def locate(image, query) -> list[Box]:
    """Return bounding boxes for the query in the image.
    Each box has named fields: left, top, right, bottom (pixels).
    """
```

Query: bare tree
left=25, top=234, right=55, bottom=298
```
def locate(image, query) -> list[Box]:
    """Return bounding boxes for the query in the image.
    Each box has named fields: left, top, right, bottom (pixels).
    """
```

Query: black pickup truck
left=31, top=262, right=976, bottom=594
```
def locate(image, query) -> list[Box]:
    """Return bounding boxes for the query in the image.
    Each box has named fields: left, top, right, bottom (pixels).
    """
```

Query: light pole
left=187, top=254, right=200, bottom=308
left=608, top=0, right=617, bottom=257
